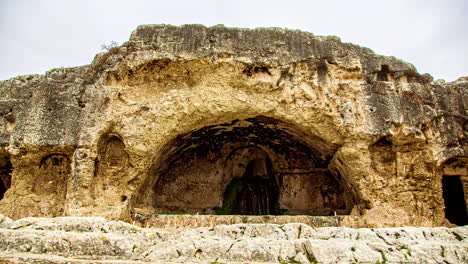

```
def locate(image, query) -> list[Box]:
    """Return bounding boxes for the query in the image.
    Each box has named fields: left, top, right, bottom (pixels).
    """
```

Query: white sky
left=1, top=0, right=467, bottom=81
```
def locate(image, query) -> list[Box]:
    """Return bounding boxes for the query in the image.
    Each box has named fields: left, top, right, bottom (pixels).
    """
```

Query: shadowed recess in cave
left=0, top=154, right=12, bottom=200
left=216, top=153, right=279, bottom=215
left=442, top=176, right=468, bottom=226
left=0, top=180, right=5, bottom=201
left=134, top=115, right=356, bottom=216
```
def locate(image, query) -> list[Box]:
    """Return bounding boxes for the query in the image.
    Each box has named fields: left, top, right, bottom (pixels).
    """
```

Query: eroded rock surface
left=0, top=24, right=466, bottom=227
left=0, top=216, right=467, bottom=264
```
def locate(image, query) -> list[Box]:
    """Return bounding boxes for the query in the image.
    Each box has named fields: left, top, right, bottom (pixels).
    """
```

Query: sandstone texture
left=0, top=215, right=467, bottom=264
left=0, top=24, right=466, bottom=228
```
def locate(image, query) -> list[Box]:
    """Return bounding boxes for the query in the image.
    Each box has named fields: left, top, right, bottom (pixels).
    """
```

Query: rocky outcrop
left=0, top=24, right=466, bottom=227
left=0, top=215, right=467, bottom=264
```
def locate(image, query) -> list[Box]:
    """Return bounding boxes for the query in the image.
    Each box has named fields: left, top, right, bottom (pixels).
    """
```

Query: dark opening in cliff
left=376, top=65, right=390, bottom=81
left=217, top=148, right=279, bottom=215
left=0, top=154, right=12, bottom=201
left=135, top=116, right=357, bottom=216
left=442, top=176, right=468, bottom=226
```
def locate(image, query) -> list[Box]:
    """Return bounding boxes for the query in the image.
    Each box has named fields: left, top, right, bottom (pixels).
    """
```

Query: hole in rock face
left=377, top=65, right=390, bottom=81
left=135, top=116, right=356, bottom=215
left=442, top=176, right=468, bottom=226
left=0, top=154, right=12, bottom=201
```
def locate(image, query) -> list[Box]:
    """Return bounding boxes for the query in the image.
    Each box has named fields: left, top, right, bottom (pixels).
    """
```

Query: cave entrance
left=0, top=179, right=6, bottom=200
left=0, top=154, right=12, bottom=201
left=442, top=176, right=468, bottom=226
left=218, top=154, right=279, bottom=215
left=134, top=116, right=357, bottom=216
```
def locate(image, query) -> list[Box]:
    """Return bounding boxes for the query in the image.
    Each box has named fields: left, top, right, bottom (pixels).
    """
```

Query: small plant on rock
left=101, top=41, right=119, bottom=51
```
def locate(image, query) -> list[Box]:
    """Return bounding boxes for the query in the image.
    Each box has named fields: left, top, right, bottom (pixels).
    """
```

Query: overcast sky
left=1, top=0, right=467, bottom=81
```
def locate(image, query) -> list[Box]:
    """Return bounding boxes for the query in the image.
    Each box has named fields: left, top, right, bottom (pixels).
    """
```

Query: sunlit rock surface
left=0, top=215, right=467, bottom=263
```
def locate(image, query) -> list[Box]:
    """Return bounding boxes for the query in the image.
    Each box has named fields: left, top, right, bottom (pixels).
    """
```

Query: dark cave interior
left=135, top=116, right=357, bottom=216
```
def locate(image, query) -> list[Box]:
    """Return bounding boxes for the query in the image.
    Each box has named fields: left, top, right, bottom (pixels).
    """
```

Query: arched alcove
left=33, top=154, right=70, bottom=195
left=97, top=135, right=129, bottom=171
left=133, top=115, right=357, bottom=215
left=92, top=134, right=130, bottom=201
left=31, top=153, right=71, bottom=216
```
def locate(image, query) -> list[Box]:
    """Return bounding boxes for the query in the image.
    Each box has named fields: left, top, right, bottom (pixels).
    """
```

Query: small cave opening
left=442, top=176, right=468, bottom=226
left=376, top=65, right=390, bottom=81
left=134, top=115, right=357, bottom=216
left=0, top=154, right=12, bottom=201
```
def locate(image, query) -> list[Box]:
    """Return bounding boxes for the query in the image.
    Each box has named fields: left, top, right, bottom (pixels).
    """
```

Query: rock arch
left=133, top=115, right=357, bottom=215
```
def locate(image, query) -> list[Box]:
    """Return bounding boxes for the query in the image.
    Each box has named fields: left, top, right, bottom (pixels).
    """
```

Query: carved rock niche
left=97, top=134, right=129, bottom=174
left=33, top=154, right=70, bottom=196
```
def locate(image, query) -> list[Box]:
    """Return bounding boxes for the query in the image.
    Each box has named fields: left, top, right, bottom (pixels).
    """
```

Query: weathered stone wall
left=0, top=24, right=466, bottom=227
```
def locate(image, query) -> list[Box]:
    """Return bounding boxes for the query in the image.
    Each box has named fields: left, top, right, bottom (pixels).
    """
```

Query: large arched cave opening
left=134, top=116, right=357, bottom=216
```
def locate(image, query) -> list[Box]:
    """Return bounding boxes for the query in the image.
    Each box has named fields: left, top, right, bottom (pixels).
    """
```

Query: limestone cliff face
left=0, top=24, right=466, bottom=227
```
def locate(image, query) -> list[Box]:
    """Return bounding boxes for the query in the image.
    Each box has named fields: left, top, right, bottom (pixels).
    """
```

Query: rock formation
left=1, top=215, right=467, bottom=263
left=0, top=24, right=467, bottom=228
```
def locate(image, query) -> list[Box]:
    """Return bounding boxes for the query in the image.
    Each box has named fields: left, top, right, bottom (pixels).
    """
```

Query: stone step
left=131, top=214, right=343, bottom=230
